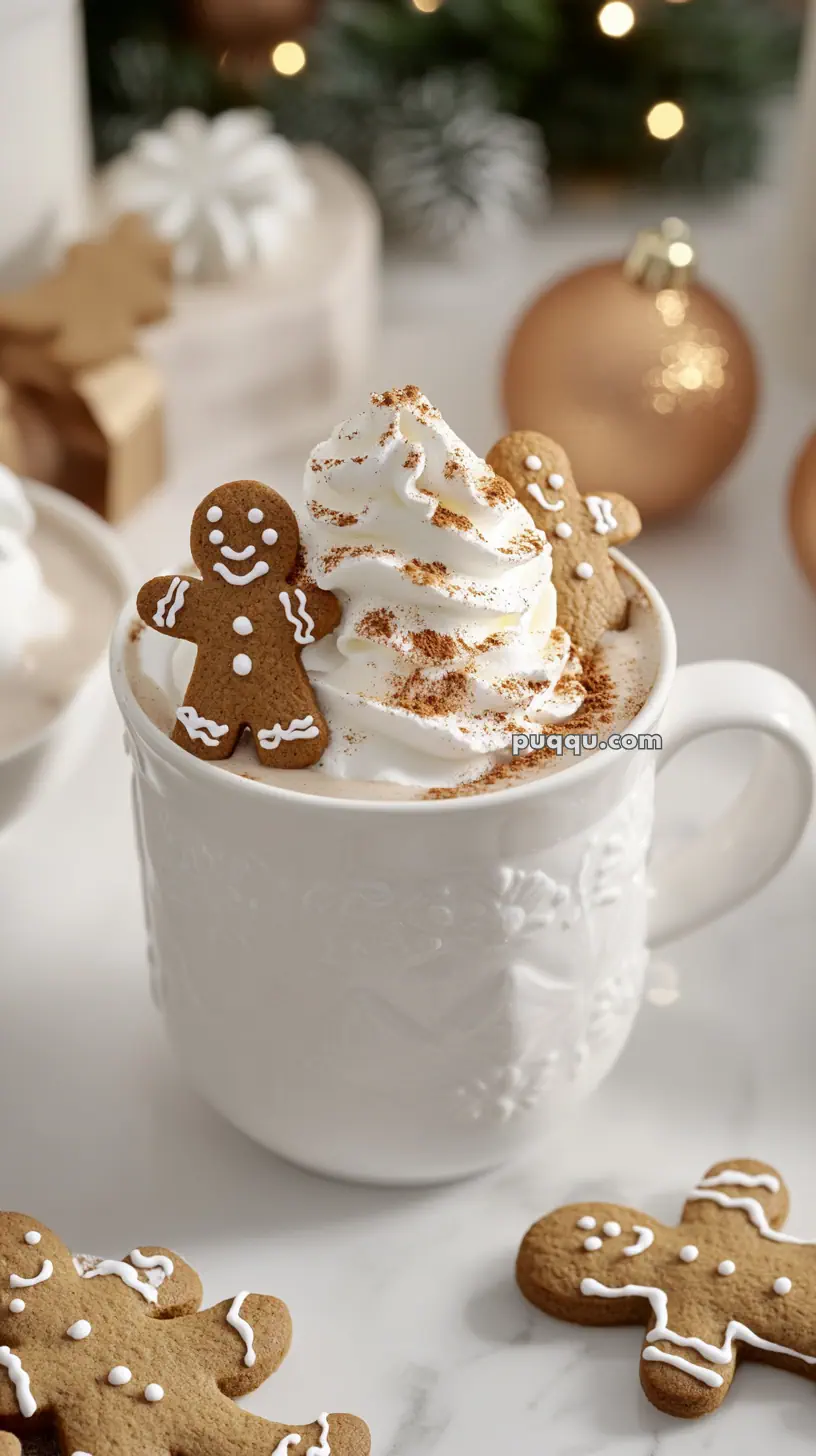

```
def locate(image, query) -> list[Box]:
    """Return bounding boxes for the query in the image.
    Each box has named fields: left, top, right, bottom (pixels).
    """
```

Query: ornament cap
left=623, top=217, right=697, bottom=291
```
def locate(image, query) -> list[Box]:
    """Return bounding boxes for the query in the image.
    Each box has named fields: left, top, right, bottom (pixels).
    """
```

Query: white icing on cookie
left=206, top=506, right=222, bottom=522
left=226, top=1291, right=256, bottom=1367
left=279, top=588, right=315, bottom=645
left=306, top=1414, right=331, bottom=1456
left=108, top=1366, right=132, bottom=1386
left=679, top=1245, right=698, bottom=1263
left=718, top=1260, right=736, bottom=1276
left=583, top=1236, right=602, bottom=1252
left=581, top=1278, right=816, bottom=1388
left=257, top=717, right=319, bottom=751
left=623, top=1226, right=654, bottom=1258
left=8, top=1300, right=24, bottom=1314
left=272, top=1438, right=302, bottom=1454
left=24, top=1233, right=41, bottom=1246
left=144, top=1383, right=164, bottom=1402
left=603, top=1222, right=621, bottom=1238
left=67, top=1320, right=91, bottom=1340
left=686, top=1187, right=813, bottom=1245
left=585, top=496, right=617, bottom=536
left=697, top=1170, right=781, bottom=1194
left=554, top=522, right=573, bottom=538
left=176, top=705, right=229, bottom=748
left=0, top=1345, right=36, bottom=1416
left=10, top=1260, right=53, bottom=1288
left=642, top=1347, right=723, bottom=1387
left=574, top=562, right=594, bottom=580
left=74, top=1257, right=158, bottom=1305
left=773, top=1277, right=792, bottom=1295
left=248, top=508, right=264, bottom=524
left=527, top=483, right=564, bottom=513
left=213, top=561, right=269, bottom=586
left=129, top=1250, right=174, bottom=1281
left=576, top=1216, right=596, bottom=1231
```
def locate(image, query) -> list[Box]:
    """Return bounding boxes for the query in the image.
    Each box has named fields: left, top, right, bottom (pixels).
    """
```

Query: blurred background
left=2, top=0, right=816, bottom=650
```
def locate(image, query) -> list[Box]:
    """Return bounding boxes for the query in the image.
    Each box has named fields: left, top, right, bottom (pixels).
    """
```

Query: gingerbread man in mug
left=137, top=480, right=340, bottom=768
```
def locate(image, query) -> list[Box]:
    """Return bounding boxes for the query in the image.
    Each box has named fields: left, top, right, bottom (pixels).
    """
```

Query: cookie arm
left=136, top=575, right=202, bottom=641
left=604, top=494, right=641, bottom=548
left=298, top=581, right=342, bottom=642
left=186, top=1405, right=370, bottom=1456
left=166, top=1293, right=292, bottom=1398
left=681, top=1159, right=789, bottom=1231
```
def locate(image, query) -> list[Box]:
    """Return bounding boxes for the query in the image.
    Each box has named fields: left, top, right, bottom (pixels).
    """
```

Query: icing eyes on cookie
left=718, top=1260, right=736, bottom=1276
left=206, top=506, right=222, bottom=522
left=583, top=1236, right=603, bottom=1251
left=262, top=528, right=278, bottom=546
left=548, top=473, right=564, bottom=488
left=603, top=1222, right=621, bottom=1238
left=576, top=1216, right=596, bottom=1230
left=248, top=508, right=264, bottom=523
left=524, top=454, right=542, bottom=471
left=209, top=530, right=224, bottom=545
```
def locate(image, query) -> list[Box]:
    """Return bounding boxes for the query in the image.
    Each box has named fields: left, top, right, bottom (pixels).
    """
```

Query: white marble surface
left=3, top=128, right=816, bottom=1453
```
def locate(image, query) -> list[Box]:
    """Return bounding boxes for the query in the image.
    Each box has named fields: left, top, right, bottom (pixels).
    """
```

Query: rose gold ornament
left=502, top=219, right=759, bottom=520
left=789, top=429, right=816, bottom=592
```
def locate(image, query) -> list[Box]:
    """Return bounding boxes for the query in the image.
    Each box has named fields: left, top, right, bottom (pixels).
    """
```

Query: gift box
left=140, top=147, right=380, bottom=474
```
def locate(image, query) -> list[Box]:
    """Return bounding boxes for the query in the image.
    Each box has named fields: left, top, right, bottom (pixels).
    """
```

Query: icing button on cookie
left=717, top=1260, right=736, bottom=1276
left=144, top=1383, right=164, bottom=1402
left=679, top=1245, right=699, bottom=1263
left=232, top=654, right=252, bottom=677
left=773, top=1277, right=792, bottom=1295
left=108, top=1366, right=132, bottom=1386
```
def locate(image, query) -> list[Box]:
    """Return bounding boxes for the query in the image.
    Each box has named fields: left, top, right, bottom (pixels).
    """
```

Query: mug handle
left=648, top=660, right=816, bottom=948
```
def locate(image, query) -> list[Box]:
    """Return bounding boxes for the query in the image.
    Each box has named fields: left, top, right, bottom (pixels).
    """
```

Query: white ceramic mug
left=110, top=555, right=816, bottom=1185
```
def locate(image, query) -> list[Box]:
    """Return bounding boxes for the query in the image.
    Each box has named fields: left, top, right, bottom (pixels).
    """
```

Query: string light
left=412, top=0, right=443, bottom=10
left=271, top=40, right=306, bottom=75
left=597, top=3, right=635, bottom=37
left=646, top=101, right=684, bottom=140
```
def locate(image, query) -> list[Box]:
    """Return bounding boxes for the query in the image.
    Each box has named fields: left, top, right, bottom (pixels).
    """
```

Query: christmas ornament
left=789, top=428, right=816, bottom=592
left=185, top=0, right=322, bottom=73
left=0, top=216, right=173, bottom=520
left=105, top=109, right=313, bottom=283
left=369, top=69, right=547, bottom=253
left=502, top=219, right=758, bottom=520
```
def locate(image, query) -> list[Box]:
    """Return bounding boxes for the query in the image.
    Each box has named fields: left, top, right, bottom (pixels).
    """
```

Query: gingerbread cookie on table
left=137, top=480, right=341, bottom=769
left=0, top=1212, right=369, bottom=1456
left=516, top=1157, right=816, bottom=1419
left=486, top=431, right=641, bottom=656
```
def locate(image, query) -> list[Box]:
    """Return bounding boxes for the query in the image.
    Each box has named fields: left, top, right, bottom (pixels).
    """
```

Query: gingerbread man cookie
left=516, top=1157, right=816, bottom=1419
left=486, top=431, right=641, bottom=656
left=0, top=1212, right=369, bottom=1456
left=137, top=480, right=341, bottom=769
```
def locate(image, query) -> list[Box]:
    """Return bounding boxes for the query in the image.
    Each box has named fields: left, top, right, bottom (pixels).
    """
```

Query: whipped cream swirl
left=301, top=387, right=584, bottom=786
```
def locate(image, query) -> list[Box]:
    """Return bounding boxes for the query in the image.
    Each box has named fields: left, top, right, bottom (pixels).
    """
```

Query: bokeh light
left=646, top=101, right=685, bottom=140
left=270, top=41, right=306, bottom=75
left=597, top=3, right=636, bottom=38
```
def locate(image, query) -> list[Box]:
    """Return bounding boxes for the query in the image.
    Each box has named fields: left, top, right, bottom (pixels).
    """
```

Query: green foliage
left=85, top=0, right=801, bottom=189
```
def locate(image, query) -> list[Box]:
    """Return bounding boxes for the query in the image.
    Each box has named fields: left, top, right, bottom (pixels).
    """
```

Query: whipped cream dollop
left=301, top=386, right=584, bottom=786
left=0, top=466, right=66, bottom=676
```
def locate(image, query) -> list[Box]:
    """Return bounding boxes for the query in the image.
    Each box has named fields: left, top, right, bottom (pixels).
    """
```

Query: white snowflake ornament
left=106, top=109, right=313, bottom=283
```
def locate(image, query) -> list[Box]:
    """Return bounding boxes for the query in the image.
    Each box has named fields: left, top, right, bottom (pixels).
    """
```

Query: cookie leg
left=250, top=714, right=330, bottom=771
left=639, top=1336, right=735, bottom=1419
left=172, top=703, right=242, bottom=761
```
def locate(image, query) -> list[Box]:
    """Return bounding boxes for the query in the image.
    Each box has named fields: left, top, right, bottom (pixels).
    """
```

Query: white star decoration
left=106, top=109, right=313, bottom=282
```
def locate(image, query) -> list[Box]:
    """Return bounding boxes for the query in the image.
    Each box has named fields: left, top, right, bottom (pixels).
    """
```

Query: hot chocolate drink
left=124, top=389, right=660, bottom=801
